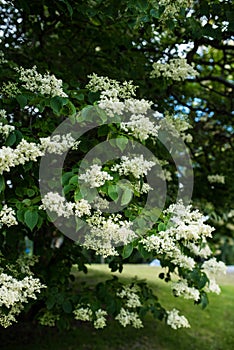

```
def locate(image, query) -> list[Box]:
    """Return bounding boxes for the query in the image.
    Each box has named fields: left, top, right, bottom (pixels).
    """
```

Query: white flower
left=117, top=285, right=142, bottom=308
left=0, top=122, right=15, bottom=139
left=74, top=199, right=91, bottom=217
left=0, top=273, right=46, bottom=328
left=172, top=279, right=200, bottom=301
left=115, top=308, right=143, bottom=328
left=0, top=205, right=18, bottom=227
left=94, top=309, right=107, bottom=329
left=79, top=164, right=113, bottom=188
left=204, top=279, right=221, bottom=295
left=202, top=258, right=226, bottom=276
left=40, top=192, right=74, bottom=218
left=0, top=109, right=7, bottom=119
left=16, top=65, right=67, bottom=97
left=40, top=134, right=76, bottom=155
left=86, top=73, right=137, bottom=99
left=111, top=155, right=155, bottom=179
left=73, top=305, right=93, bottom=321
left=207, top=175, right=225, bottom=184
left=151, top=58, right=198, bottom=81
left=166, top=309, right=190, bottom=329
left=84, top=212, right=137, bottom=257
left=121, top=114, right=160, bottom=141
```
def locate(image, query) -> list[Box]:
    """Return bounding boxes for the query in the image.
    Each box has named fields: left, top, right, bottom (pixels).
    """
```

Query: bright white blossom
left=1, top=81, right=20, bottom=97
left=86, top=73, right=137, bottom=99
left=151, top=58, right=198, bottom=81
left=115, top=308, right=143, bottom=328
left=117, top=285, right=142, bottom=308
left=0, top=109, right=7, bottom=119
left=79, top=164, right=113, bottom=188
left=0, top=205, right=18, bottom=227
left=172, top=279, right=200, bottom=301
left=166, top=308, right=190, bottom=330
left=74, top=199, right=92, bottom=217
left=202, top=258, right=226, bottom=276
left=0, top=122, right=15, bottom=139
left=94, top=309, right=108, bottom=329
left=111, top=155, right=155, bottom=179
left=84, top=212, right=137, bottom=257
left=208, top=175, right=225, bottom=184
left=121, top=114, right=160, bottom=141
left=73, top=304, right=93, bottom=321
left=0, top=273, right=46, bottom=328
left=40, top=134, right=76, bottom=155
left=15, top=65, right=68, bottom=97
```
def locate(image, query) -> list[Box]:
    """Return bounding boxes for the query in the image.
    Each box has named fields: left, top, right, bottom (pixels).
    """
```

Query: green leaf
left=62, top=300, right=73, bottom=313
left=0, top=175, right=5, bottom=193
left=122, top=243, right=133, bottom=259
left=16, top=95, right=27, bottom=109
left=5, top=132, right=17, bottom=146
left=116, top=137, right=128, bottom=152
left=158, top=223, right=166, bottom=231
left=50, top=96, right=68, bottom=114
left=24, top=210, right=38, bottom=231
left=121, top=188, right=133, bottom=206
left=108, top=185, right=119, bottom=201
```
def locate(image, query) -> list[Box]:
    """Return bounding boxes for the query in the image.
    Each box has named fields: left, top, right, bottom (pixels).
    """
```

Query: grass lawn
left=1, top=264, right=234, bottom=350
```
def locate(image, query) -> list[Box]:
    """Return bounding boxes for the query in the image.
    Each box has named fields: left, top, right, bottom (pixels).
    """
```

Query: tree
left=0, top=0, right=231, bottom=331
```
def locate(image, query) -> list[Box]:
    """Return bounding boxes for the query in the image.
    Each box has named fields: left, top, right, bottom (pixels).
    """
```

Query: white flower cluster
left=117, top=284, right=142, bottom=308
left=163, top=113, right=193, bottom=143
left=15, top=65, right=68, bottom=97
left=0, top=122, right=15, bottom=139
left=172, top=279, right=200, bottom=301
left=39, top=311, right=60, bottom=327
left=94, top=309, right=108, bottom=329
left=159, top=0, right=193, bottom=20
left=0, top=109, right=7, bottom=119
left=111, top=155, right=155, bottom=179
left=151, top=58, right=198, bottom=81
left=121, top=114, right=160, bottom=142
left=73, top=304, right=93, bottom=322
left=86, top=73, right=137, bottom=99
left=141, top=201, right=215, bottom=270
left=40, top=192, right=91, bottom=218
left=73, top=304, right=107, bottom=329
left=202, top=258, right=226, bottom=276
left=0, top=205, right=18, bottom=227
left=115, top=308, right=143, bottom=328
left=0, top=273, right=46, bottom=328
left=166, top=308, right=190, bottom=330
left=79, top=164, right=113, bottom=188
left=207, top=174, right=225, bottom=184
left=0, top=134, right=77, bottom=175
left=1, top=81, right=20, bottom=97
left=0, top=140, right=44, bottom=174
left=40, top=134, right=76, bottom=155
left=84, top=212, right=137, bottom=257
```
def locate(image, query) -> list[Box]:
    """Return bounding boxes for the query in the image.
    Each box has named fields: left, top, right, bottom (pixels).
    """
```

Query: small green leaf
left=108, top=185, right=119, bottom=201
left=116, top=137, right=128, bottom=152
left=24, top=210, right=38, bottom=231
left=0, top=175, right=5, bottom=193
left=5, top=132, right=17, bottom=146
left=62, top=300, right=73, bottom=313
left=122, top=243, right=133, bottom=259
left=158, top=223, right=166, bottom=231
left=50, top=96, right=68, bottom=114
left=121, top=188, right=133, bottom=206
left=16, top=95, right=27, bottom=109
